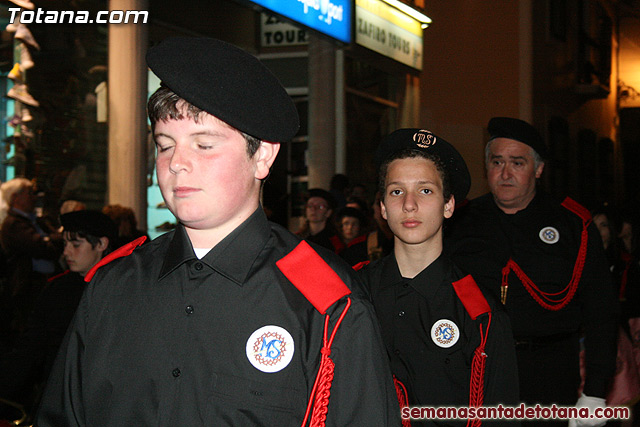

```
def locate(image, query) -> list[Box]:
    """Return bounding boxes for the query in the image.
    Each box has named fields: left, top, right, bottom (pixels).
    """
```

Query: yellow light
left=381, top=0, right=432, bottom=26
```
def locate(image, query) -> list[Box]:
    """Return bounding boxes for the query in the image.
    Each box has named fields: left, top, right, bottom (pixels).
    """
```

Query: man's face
left=154, top=110, right=278, bottom=243
left=486, top=138, right=544, bottom=214
left=13, top=185, right=36, bottom=212
left=63, top=234, right=105, bottom=277
left=305, top=197, right=332, bottom=224
left=381, top=157, right=454, bottom=248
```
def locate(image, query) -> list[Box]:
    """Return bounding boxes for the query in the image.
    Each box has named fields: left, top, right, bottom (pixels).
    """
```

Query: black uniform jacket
left=0, top=271, right=84, bottom=400
left=36, top=208, right=401, bottom=427
left=446, top=192, right=618, bottom=397
left=360, top=254, right=520, bottom=426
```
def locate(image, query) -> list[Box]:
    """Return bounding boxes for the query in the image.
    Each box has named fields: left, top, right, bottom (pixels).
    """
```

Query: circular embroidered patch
left=431, top=319, right=459, bottom=348
left=246, top=325, right=294, bottom=373
left=413, top=129, right=437, bottom=148
left=539, top=226, right=560, bottom=244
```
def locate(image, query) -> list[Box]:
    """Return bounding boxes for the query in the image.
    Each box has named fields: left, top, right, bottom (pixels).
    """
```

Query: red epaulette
left=84, top=236, right=147, bottom=282
left=561, top=196, right=592, bottom=224
left=452, top=275, right=491, bottom=320
left=452, top=275, right=492, bottom=427
left=352, top=260, right=370, bottom=271
left=277, top=240, right=351, bottom=314
left=276, top=240, right=352, bottom=427
left=48, top=269, right=71, bottom=283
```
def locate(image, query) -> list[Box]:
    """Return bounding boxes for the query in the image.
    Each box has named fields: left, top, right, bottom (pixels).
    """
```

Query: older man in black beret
left=446, top=117, right=618, bottom=426
left=36, top=37, right=400, bottom=427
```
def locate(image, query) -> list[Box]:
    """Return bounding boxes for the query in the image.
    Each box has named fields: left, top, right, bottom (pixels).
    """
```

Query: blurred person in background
left=336, top=206, right=368, bottom=266
left=367, top=191, right=394, bottom=261
left=0, top=210, right=116, bottom=423
left=102, top=204, right=148, bottom=248
left=296, top=188, right=343, bottom=252
left=0, top=178, right=61, bottom=346
left=59, top=200, right=86, bottom=215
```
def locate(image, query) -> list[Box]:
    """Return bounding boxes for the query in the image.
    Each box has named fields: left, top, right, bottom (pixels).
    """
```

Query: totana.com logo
left=8, top=7, right=148, bottom=24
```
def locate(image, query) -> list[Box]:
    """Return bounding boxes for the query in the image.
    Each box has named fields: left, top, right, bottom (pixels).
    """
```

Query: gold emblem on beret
left=413, top=129, right=437, bottom=148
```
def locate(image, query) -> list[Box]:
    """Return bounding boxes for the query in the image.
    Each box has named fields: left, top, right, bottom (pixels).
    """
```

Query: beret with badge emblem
left=146, top=37, right=300, bottom=143
left=375, top=128, right=471, bottom=203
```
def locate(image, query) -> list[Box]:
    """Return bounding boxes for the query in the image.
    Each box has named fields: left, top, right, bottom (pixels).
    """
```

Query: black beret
left=488, top=117, right=548, bottom=159
left=60, top=210, right=118, bottom=244
left=375, top=128, right=471, bottom=202
left=146, top=37, right=299, bottom=142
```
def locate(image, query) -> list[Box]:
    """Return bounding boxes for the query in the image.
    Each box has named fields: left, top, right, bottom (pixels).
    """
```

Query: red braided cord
left=394, top=376, right=412, bottom=427
left=309, top=350, right=335, bottom=427
left=466, top=313, right=492, bottom=427
left=301, top=298, right=352, bottom=427
left=501, top=216, right=590, bottom=311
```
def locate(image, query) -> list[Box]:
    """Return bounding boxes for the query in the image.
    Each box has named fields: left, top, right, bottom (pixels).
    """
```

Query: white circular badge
left=431, top=319, right=460, bottom=348
left=246, top=325, right=295, bottom=373
left=539, top=226, right=560, bottom=244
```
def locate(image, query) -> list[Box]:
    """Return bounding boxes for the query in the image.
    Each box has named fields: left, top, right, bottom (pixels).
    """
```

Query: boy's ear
left=380, top=200, right=388, bottom=221
left=254, top=141, right=281, bottom=180
left=444, top=196, right=455, bottom=219
left=97, top=237, right=109, bottom=252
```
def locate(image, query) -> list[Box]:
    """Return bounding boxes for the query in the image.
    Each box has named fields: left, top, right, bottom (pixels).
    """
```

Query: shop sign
left=261, top=13, right=309, bottom=47
left=247, top=0, right=351, bottom=44
left=355, top=0, right=424, bottom=70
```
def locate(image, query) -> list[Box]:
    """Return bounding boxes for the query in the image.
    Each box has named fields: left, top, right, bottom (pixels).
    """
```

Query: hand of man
left=567, top=393, right=607, bottom=427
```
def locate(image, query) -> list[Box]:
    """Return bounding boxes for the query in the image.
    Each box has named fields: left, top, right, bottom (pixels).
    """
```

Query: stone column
left=107, top=0, right=149, bottom=228
left=307, top=34, right=336, bottom=189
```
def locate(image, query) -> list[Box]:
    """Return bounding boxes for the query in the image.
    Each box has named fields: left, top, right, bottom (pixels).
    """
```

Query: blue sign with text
left=247, top=0, right=352, bottom=43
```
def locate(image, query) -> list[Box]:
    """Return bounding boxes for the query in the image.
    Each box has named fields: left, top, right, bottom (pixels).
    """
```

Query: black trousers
left=516, top=333, right=581, bottom=426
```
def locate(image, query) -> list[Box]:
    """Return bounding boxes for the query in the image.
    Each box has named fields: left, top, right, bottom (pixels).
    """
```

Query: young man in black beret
left=446, top=117, right=618, bottom=427
left=36, top=37, right=399, bottom=426
left=359, top=128, right=519, bottom=426
left=0, top=210, right=116, bottom=420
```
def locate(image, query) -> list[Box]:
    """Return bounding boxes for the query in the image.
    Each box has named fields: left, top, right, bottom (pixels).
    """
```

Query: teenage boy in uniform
left=359, top=129, right=519, bottom=426
left=0, top=210, right=116, bottom=421
left=36, top=37, right=399, bottom=427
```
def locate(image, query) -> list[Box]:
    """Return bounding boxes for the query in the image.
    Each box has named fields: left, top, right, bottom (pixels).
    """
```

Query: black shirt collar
left=380, top=253, right=450, bottom=301
left=159, top=208, right=271, bottom=285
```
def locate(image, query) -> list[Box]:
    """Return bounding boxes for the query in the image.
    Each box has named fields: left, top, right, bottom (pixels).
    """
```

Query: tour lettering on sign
left=261, top=14, right=309, bottom=47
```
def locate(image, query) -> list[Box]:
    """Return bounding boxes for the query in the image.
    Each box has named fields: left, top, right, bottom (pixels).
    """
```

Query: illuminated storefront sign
left=261, top=13, right=309, bottom=47
left=355, top=0, right=424, bottom=69
left=247, top=0, right=352, bottom=44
